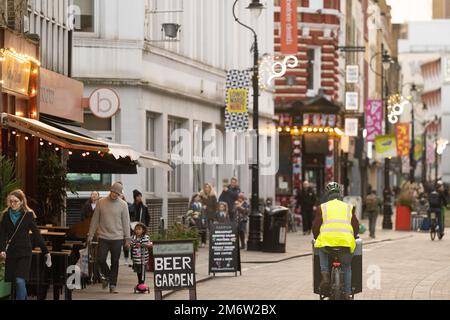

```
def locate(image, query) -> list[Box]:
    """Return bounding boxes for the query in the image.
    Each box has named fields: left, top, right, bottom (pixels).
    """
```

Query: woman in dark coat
left=81, top=191, right=100, bottom=220
left=199, top=183, right=218, bottom=227
left=0, top=190, right=51, bottom=300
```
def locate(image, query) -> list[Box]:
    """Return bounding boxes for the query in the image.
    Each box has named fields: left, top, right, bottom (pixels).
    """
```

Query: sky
left=386, top=0, right=432, bottom=23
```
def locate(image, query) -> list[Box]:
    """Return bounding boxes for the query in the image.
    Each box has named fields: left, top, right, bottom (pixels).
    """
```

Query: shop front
left=275, top=97, right=344, bottom=207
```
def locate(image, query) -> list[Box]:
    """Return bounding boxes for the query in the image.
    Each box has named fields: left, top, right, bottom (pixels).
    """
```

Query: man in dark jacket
left=296, top=181, right=317, bottom=235
left=129, top=190, right=150, bottom=226
left=219, top=177, right=241, bottom=221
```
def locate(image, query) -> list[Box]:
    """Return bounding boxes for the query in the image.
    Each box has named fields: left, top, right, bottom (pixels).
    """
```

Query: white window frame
left=168, top=117, right=183, bottom=194
left=145, top=112, right=159, bottom=194
left=307, top=46, right=322, bottom=95
left=73, top=0, right=100, bottom=37
left=309, top=0, right=324, bottom=11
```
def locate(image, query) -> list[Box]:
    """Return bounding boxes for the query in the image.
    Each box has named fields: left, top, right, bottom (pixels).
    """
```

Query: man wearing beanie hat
left=129, top=189, right=150, bottom=227
left=88, top=181, right=131, bottom=294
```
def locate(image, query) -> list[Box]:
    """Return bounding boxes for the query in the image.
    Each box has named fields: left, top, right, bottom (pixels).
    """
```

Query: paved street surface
left=73, top=217, right=450, bottom=300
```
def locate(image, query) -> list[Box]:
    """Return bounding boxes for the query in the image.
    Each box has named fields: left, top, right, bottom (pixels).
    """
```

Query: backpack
left=366, top=194, right=378, bottom=212
left=429, top=192, right=441, bottom=208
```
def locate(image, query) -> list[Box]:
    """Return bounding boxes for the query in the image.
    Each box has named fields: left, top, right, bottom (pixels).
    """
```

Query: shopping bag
left=76, top=248, right=89, bottom=277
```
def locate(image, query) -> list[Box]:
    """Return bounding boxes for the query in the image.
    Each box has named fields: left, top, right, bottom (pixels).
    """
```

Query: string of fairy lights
left=8, top=128, right=111, bottom=158
left=276, top=125, right=344, bottom=137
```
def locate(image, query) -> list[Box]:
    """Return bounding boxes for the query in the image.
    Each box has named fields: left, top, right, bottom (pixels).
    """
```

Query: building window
left=193, top=121, right=203, bottom=193
left=73, top=0, right=95, bottom=32
left=146, top=112, right=158, bottom=193
left=306, top=47, right=321, bottom=93
left=168, top=118, right=182, bottom=193
left=83, top=113, right=112, bottom=131
left=309, top=0, right=324, bottom=10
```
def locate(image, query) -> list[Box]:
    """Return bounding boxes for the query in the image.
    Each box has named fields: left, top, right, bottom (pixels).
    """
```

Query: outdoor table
left=39, top=230, right=67, bottom=251
left=38, top=225, right=70, bottom=233
left=31, top=249, right=72, bottom=300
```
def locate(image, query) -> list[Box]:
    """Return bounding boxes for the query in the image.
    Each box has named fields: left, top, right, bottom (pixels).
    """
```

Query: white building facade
left=72, top=0, right=276, bottom=232
left=398, top=20, right=450, bottom=184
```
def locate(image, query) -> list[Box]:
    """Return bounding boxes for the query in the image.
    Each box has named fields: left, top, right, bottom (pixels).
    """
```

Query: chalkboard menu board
left=208, top=223, right=241, bottom=275
left=153, top=240, right=196, bottom=291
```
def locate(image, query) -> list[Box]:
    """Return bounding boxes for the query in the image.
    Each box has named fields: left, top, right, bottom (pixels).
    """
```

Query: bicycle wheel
left=430, top=221, right=436, bottom=241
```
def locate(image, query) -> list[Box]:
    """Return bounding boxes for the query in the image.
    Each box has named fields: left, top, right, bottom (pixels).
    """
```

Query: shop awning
left=1, top=113, right=172, bottom=171
left=1, top=113, right=110, bottom=152
left=138, top=154, right=174, bottom=171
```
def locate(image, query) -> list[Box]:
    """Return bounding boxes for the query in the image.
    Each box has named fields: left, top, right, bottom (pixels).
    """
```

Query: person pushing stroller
left=130, top=223, right=152, bottom=293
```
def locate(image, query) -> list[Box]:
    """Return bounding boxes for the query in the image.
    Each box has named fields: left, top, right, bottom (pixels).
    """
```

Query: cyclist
left=313, top=182, right=359, bottom=300
left=428, top=181, right=448, bottom=236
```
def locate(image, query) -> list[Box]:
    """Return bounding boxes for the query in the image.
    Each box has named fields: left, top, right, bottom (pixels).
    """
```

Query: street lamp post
left=232, top=0, right=265, bottom=251
left=409, top=84, right=418, bottom=182
left=381, top=44, right=394, bottom=230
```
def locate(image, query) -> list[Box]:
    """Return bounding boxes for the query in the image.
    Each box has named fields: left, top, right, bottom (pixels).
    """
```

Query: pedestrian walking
left=0, top=190, right=52, bottom=300
left=129, top=190, right=150, bottom=226
left=199, top=183, right=218, bottom=228
left=87, top=182, right=131, bottom=294
left=130, top=223, right=151, bottom=290
left=219, top=177, right=241, bottom=221
left=234, top=193, right=249, bottom=250
left=365, top=190, right=381, bottom=239
left=296, top=181, right=317, bottom=235
left=186, top=193, right=207, bottom=247
left=81, top=191, right=100, bottom=220
left=216, top=202, right=230, bottom=224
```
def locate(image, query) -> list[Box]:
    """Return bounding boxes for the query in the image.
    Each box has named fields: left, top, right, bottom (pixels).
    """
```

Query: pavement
left=72, top=214, right=448, bottom=300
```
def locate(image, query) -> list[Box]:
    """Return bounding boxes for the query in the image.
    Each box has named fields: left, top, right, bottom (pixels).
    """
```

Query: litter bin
left=262, top=206, right=289, bottom=253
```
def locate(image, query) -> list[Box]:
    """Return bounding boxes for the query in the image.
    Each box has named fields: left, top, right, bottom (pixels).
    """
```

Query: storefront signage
left=345, top=118, right=359, bottom=137
left=153, top=240, right=196, bottom=295
left=89, top=88, right=120, bottom=119
left=345, top=92, right=359, bottom=111
left=346, top=65, right=359, bottom=84
left=209, top=223, right=241, bottom=275
left=280, top=0, right=298, bottom=54
left=40, top=68, right=84, bottom=123
left=1, top=52, right=31, bottom=96
left=303, top=114, right=337, bottom=127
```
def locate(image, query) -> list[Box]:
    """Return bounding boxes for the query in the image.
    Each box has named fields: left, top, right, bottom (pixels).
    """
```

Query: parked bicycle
left=430, top=209, right=444, bottom=241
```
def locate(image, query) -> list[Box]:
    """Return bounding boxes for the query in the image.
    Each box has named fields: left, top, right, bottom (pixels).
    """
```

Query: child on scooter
left=130, top=223, right=152, bottom=290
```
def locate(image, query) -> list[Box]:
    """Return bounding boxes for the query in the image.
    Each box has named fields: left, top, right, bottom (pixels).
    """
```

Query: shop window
left=73, top=0, right=95, bottom=32
left=83, top=113, right=112, bottom=131
left=67, top=173, right=112, bottom=192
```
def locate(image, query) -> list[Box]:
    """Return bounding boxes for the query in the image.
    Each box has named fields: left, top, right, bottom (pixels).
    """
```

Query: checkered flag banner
left=225, top=69, right=250, bottom=132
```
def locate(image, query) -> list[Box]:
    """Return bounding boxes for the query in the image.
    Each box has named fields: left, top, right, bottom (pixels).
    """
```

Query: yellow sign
left=227, top=88, right=248, bottom=113
left=2, top=51, right=31, bottom=96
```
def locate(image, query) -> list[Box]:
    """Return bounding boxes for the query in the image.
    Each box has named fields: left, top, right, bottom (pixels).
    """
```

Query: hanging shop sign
left=209, top=223, right=241, bottom=276
left=89, top=88, right=120, bottom=119
left=345, top=118, right=359, bottom=137
left=153, top=240, right=196, bottom=300
left=225, top=70, right=250, bottom=132
left=346, top=65, right=359, bottom=84
left=280, top=0, right=298, bottom=54
left=365, top=100, right=383, bottom=142
left=395, top=123, right=410, bottom=157
left=375, top=134, right=397, bottom=160
left=345, top=92, right=359, bottom=111
left=40, top=68, right=84, bottom=123
left=1, top=49, right=32, bottom=96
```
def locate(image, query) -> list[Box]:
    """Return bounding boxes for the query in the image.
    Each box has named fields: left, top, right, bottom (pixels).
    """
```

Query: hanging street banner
left=225, top=70, right=250, bottom=132
left=426, top=135, right=436, bottom=164
left=346, top=65, right=359, bottom=84
left=365, top=100, right=383, bottom=142
left=345, top=118, right=359, bottom=137
left=280, top=0, right=298, bottom=54
left=395, top=123, right=410, bottom=157
left=414, top=137, right=423, bottom=161
left=345, top=92, right=359, bottom=111
left=375, top=134, right=397, bottom=160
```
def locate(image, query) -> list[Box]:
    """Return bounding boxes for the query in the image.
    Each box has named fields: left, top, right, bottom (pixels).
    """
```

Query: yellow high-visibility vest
left=314, top=199, right=356, bottom=253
